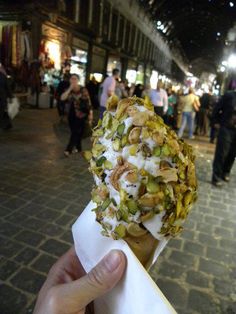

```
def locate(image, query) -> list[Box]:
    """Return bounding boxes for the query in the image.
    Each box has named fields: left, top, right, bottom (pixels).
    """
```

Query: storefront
left=90, top=45, right=106, bottom=82
left=107, top=55, right=122, bottom=76
left=126, top=60, right=137, bottom=84
left=70, top=37, right=88, bottom=86
left=0, top=20, right=26, bottom=68
left=40, top=23, right=70, bottom=77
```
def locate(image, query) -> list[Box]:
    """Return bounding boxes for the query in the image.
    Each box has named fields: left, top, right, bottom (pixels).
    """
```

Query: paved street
left=0, top=108, right=235, bottom=314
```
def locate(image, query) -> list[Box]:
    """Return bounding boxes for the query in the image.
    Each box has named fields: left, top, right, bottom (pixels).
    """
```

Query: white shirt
left=100, top=76, right=116, bottom=108
left=149, top=88, right=168, bottom=113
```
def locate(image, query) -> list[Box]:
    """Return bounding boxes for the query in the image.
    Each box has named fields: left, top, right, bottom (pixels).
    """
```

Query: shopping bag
left=8, top=97, right=20, bottom=120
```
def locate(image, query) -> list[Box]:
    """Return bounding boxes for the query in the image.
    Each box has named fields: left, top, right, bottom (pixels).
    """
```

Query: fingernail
left=103, top=250, right=121, bottom=273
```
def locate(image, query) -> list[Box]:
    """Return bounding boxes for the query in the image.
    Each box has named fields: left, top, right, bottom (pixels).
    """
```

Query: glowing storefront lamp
left=228, top=54, right=236, bottom=68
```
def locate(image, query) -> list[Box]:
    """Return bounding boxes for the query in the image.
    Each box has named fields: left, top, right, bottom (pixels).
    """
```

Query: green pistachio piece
left=121, top=135, right=128, bottom=147
left=114, top=224, right=126, bottom=238
left=83, top=151, right=92, bottom=161
left=92, top=144, right=106, bottom=157
left=153, top=147, right=161, bottom=157
left=183, top=191, right=192, bottom=206
left=101, top=198, right=111, bottom=211
left=104, top=160, right=113, bottom=170
left=96, top=156, right=107, bottom=167
left=117, top=123, right=125, bottom=137
left=140, top=211, right=154, bottom=222
left=120, top=189, right=128, bottom=202
left=102, top=112, right=112, bottom=129
left=119, top=203, right=129, bottom=222
left=127, top=199, right=139, bottom=214
left=146, top=180, right=159, bottom=194
left=116, top=210, right=122, bottom=221
left=162, top=145, right=170, bottom=156
left=112, top=138, right=121, bottom=151
left=92, top=128, right=104, bottom=137
left=179, top=171, right=186, bottom=180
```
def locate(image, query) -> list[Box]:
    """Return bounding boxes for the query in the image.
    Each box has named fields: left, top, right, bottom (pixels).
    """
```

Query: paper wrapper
left=72, top=201, right=176, bottom=314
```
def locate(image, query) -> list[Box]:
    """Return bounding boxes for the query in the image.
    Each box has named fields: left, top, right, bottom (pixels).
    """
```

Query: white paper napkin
left=72, top=201, right=176, bottom=314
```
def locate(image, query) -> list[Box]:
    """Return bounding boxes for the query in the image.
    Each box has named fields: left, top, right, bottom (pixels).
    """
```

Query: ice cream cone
left=124, top=231, right=159, bottom=269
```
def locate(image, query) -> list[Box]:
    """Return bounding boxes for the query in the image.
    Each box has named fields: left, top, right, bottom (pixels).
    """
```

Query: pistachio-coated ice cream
left=84, top=96, right=197, bottom=243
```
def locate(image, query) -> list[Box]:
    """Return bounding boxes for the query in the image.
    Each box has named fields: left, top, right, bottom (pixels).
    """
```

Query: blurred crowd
left=1, top=64, right=235, bottom=187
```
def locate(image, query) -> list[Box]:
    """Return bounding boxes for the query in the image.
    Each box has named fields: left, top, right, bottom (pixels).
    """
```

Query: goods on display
left=84, top=96, right=198, bottom=268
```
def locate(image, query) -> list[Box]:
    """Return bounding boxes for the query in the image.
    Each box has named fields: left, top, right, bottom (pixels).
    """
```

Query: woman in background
left=61, top=75, right=93, bottom=156
left=178, top=87, right=200, bottom=139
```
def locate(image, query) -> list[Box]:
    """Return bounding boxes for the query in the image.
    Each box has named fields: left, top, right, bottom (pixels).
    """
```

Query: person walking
left=196, top=89, right=214, bottom=136
left=0, top=64, right=12, bottom=130
left=100, top=68, right=119, bottom=118
left=212, top=87, right=236, bottom=186
left=149, top=81, right=168, bottom=117
left=178, top=87, right=200, bottom=139
left=56, top=72, right=70, bottom=121
left=86, top=76, right=99, bottom=109
left=61, top=74, right=93, bottom=156
left=175, top=88, right=184, bottom=130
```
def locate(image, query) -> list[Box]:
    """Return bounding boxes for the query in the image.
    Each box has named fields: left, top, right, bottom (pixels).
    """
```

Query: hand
left=33, top=247, right=126, bottom=314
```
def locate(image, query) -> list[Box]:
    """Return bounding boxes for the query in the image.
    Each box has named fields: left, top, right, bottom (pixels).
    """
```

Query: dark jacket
left=0, top=72, right=12, bottom=108
left=212, top=91, right=236, bottom=129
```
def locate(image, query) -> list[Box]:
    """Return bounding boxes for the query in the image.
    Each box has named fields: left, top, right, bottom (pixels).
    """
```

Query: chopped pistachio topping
left=85, top=96, right=197, bottom=240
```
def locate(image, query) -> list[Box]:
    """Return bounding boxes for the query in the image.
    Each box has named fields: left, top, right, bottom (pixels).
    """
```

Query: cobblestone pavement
left=0, top=108, right=235, bottom=314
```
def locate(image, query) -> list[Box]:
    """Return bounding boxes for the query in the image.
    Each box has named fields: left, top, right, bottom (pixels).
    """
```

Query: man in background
left=149, top=81, right=168, bottom=117
left=212, top=83, right=236, bottom=186
left=100, top=68, right=120, bottom=118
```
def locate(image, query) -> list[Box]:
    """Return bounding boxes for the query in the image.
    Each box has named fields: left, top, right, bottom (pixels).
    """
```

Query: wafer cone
left=124, top=231, right=159, bottom=269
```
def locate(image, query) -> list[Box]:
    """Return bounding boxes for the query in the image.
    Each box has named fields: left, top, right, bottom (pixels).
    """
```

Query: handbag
left=7, top=97, right=20, bottom=119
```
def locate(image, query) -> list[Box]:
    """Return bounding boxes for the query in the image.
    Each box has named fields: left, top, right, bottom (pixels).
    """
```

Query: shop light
left=220, top=65, right=226, bottom=72
left=157, top=21, right=162, bottom=26
left=217, top=32, right=221, bottom=36
left=228, top=54, right=236, bottom=68
left=229, top=1, right=234, bottom=7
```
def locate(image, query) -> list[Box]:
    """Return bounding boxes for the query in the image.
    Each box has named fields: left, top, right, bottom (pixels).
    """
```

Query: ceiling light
left=228, top=54, right=236, bottom=68
left=220, top=66, right=226, bottom=72
left=229, top=2, right=234, bottom=7
left=160, top=24, right=164, bottom=30
left=217, top=32, right=221, bottom=36
left=222, top=60, right=228, bottom=66
left=157, top=21, right=162, bottom=26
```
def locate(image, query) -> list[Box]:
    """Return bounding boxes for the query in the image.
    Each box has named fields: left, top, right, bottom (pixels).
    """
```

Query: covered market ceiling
left=138, top=0, right=236, bottom=74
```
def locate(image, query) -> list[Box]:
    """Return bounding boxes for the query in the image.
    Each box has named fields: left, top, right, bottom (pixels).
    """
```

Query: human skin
left=33, top=247, right=126, bottom=314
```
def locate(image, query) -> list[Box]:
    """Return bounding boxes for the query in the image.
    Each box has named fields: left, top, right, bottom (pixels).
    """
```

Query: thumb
left=52, top=250, right=126, bottom=312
